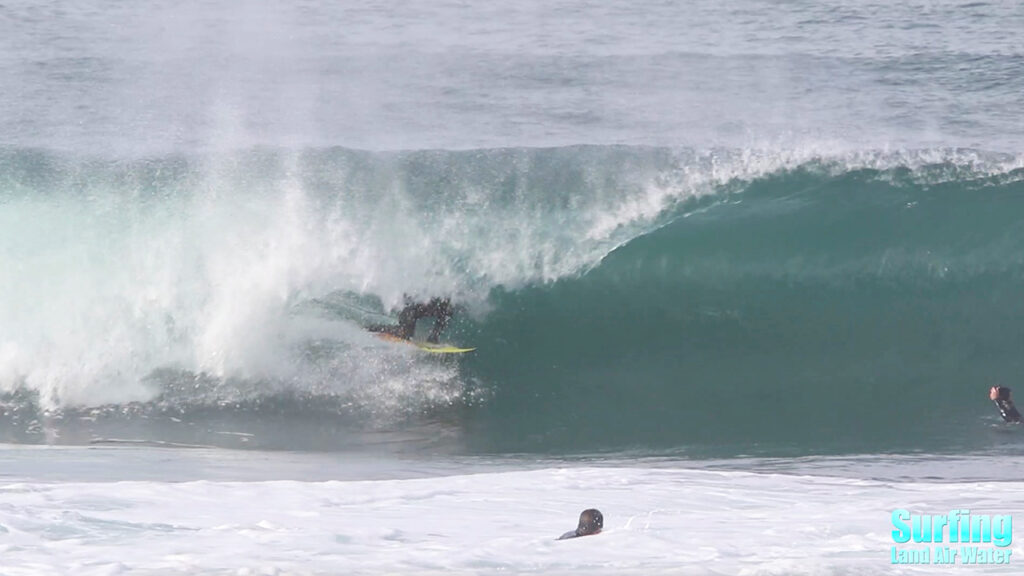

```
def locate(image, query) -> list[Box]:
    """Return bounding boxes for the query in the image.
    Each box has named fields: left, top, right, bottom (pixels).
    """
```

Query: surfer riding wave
left=367, top=296, right=453, bottom=343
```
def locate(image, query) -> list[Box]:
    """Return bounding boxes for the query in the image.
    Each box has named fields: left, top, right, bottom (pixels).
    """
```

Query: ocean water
left=2, top=0, right=1024, bottom=574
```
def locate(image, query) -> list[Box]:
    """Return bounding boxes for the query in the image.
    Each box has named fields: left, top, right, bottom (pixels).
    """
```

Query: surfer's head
left=575, top=509, right=603, bottom=537
left=992, top=386, right=1012, bottom=401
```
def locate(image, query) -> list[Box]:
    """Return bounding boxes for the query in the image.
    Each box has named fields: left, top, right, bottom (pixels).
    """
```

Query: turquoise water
left=463, top=160, right=1024, bottom=455
left=2, top=1, right=1024, bottom=459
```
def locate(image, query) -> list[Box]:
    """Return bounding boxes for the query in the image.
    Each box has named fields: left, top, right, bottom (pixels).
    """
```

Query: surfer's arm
left=427, top=309, right=450, bottom=343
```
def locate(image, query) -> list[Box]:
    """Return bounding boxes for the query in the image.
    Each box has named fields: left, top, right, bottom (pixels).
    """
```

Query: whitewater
left=3, top=0, right=1024, bottom=574
left=4, top=446, right=1024, bottom=576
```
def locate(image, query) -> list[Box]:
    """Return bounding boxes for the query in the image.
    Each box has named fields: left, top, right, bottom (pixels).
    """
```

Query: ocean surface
left=2, top=0, right=1024, bottom=574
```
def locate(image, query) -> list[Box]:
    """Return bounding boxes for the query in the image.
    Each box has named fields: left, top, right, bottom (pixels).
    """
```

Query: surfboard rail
left=376, top=332, right=476, bottom=354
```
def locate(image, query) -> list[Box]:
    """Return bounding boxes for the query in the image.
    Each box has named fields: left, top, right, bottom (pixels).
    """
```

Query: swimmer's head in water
left=576, top=509, right=603, bottom=536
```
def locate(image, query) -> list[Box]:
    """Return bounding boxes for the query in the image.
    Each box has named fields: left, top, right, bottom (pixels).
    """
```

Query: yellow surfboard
left=414, top=341, right=477, bottom=354
left=376, top=333, right=476, bottom=354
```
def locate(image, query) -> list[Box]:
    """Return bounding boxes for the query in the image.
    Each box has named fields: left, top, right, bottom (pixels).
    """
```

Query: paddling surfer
left=558, top=509, right=604, bottom=540
left=990, top=386, right=1022, bottom=423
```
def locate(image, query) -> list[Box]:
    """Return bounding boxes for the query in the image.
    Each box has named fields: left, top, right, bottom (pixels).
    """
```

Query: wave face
left=2, top=145, right=1023, bottom=455
left=464, top=156, right=1024, bottom=455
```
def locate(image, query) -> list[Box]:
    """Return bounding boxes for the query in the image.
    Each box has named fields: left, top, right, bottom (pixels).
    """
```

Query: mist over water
left=2, top=0, right=1024, bottom=456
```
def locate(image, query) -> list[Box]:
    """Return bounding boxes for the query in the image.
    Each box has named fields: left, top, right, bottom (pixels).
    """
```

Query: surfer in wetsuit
left=990, top=386, right=1022, bottom=423
left=367, top=296, right=453, bottom=343
left=558, top=509, right=603, bottom=540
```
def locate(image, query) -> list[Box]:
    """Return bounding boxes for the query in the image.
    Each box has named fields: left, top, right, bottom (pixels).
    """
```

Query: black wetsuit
left=993, top=387, right=1022, bottom=423
left=369, top=297, right=453, bottom=343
